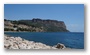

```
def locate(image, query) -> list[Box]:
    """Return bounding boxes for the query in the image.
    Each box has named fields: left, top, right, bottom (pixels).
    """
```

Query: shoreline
left=4, top=34, right=67, bottom=49
left=4, top=31, right=84, bottom=33
left=4, top=31, right=29, bottom=32
left=4, top=31, right=69, bottom=32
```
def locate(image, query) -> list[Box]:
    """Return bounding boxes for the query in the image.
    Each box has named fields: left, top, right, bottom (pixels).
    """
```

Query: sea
left=4, top=32, right=84, bottom=49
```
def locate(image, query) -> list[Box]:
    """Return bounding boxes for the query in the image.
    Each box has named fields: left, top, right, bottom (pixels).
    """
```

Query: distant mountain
left=4, top=18, right=69, bottom=32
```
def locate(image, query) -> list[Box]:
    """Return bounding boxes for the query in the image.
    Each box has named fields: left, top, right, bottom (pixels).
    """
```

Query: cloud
left=67, top=24, right=79, bottom=28
left=66, top=24, right=84, bottom=32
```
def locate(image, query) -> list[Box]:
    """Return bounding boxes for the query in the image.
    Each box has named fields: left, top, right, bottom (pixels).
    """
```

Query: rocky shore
left=4, top=34, right=66, bottom=49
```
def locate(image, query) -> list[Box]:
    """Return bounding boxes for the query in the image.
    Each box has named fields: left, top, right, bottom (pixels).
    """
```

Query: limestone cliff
left=4, top=18, right=69, bottom=32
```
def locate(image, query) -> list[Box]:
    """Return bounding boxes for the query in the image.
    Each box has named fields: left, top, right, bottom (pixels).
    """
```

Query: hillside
left=4, top=18, right=69, bottom=32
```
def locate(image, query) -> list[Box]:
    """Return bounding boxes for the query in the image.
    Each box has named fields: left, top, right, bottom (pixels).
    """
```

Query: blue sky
left=4, top=4, right=84, bottom=32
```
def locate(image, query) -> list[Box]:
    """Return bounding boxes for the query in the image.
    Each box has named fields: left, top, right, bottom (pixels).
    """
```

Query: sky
left=4, top=4, right=84, bottom=32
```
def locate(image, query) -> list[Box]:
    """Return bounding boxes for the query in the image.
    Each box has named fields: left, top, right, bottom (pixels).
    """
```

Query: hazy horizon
left=4, top=4, right=84, bottom=32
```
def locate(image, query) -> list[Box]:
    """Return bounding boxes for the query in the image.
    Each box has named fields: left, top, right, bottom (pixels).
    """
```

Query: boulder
left=55, top=43, right=66, bottom=49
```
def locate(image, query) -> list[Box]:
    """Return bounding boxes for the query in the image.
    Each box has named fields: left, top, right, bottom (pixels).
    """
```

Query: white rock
left=18, top=43, right=27, bottom=49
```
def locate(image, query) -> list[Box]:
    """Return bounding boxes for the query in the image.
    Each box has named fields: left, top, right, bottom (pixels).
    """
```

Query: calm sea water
left=4, top=32, right=84, bottom=49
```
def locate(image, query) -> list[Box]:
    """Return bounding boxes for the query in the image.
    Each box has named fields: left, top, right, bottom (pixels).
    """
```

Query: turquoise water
left=4, top=32, right=84, bottom=49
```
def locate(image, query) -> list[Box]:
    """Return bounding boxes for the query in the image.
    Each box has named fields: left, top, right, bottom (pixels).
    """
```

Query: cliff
left=32, top=18, right=66, bottom=29
left=4, top=18, right=69, bottom=32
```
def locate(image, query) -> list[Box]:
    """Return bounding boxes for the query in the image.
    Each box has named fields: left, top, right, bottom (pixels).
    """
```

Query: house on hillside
left=13, top=25, right=18, bottom=31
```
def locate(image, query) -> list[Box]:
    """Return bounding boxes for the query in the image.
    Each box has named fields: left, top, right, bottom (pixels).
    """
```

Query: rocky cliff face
left=30, top=18, right=69, bottom=32
left=32, top=18, right=66, bottom=29
left=4, top=18, right=69, bottom=32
